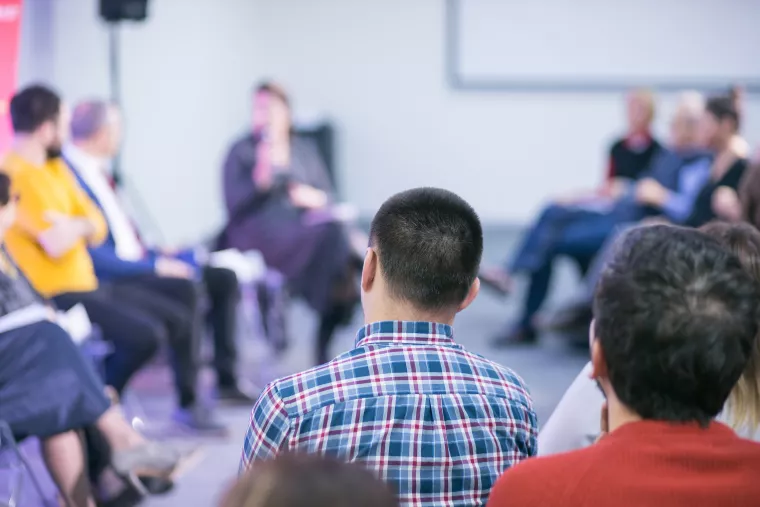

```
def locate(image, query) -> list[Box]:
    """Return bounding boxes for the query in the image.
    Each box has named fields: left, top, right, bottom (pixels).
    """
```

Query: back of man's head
left=70, top=100, right=110, bottom=141
left=9, top=84, right=61, bottom=134
left=594, top=224, right=760, bottom=425
left=369, top=187, right=483, bottom=313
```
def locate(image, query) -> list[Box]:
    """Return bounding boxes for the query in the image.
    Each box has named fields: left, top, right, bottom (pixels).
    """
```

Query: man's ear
left=361, top=247, right=377, bottom=293
left=458, top=277, right=480, bottom=312
left=589, top=320, right=609, bottom=380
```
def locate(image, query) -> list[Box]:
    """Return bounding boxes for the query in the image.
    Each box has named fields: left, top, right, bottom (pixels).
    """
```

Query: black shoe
left=96, top=482, right=145, bottom=507
left=137, top=475, right=175, bottom=496
left=216, top=379, right=260, bottom=406
left=491, top=325, right=538, bottom=347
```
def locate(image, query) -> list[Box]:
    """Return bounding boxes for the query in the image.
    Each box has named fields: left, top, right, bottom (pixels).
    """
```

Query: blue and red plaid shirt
left=240, top=321, right=537, bottom=506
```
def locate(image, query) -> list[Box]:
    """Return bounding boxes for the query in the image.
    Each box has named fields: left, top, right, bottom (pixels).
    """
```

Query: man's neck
left=607, top=395, right=643, bottom=433
left=364, top=304, right=456, bottom=327
left=12, top=136, right=47, bottom=167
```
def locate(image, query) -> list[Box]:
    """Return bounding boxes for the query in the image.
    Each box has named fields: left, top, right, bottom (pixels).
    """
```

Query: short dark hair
left=594, top=224, right=760, bottom=426
left=369, top=187, right=483, bottom=310
left=221, top=453, right=398, bottom=507
left=9, top=84, right=61, bottom=134
left=706, top=94, right=740, bottom=131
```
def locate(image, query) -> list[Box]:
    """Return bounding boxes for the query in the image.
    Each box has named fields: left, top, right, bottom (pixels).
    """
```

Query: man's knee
left=205, top=267, right=239, bottom=298
left=126, top=319, right=163, bottom=360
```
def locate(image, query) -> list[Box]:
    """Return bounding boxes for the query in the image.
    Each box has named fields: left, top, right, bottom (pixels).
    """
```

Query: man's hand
left=154, top=257, right=195, bottom=279
left=712, top=186, right=743, bottom=222
left=289, top=183, right=328, bottom=210
left=634, top=178, right=669, bottom=206
left=38, top=211, right=94, bottom=258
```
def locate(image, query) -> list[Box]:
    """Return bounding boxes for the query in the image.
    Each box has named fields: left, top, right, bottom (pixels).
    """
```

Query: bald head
left=670, top=91, right=705, bottom=149
left=70, top=100, right=121, bottom=157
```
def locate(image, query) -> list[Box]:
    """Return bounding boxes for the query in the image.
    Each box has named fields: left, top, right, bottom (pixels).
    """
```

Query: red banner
left=0, top=0, right=23, bottom=154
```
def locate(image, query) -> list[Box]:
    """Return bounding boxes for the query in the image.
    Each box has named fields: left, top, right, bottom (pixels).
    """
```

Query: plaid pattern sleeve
left=239, top=381, right=292, bottom=472
left=239, top=321, right=538, bottom=506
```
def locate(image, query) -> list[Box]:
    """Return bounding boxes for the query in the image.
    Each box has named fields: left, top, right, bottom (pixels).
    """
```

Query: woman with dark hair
left=219, top=82, right=359, bottom=364
left=220, top=453, right=398, bottom=507
left=0, top=172, right=188, bottom=506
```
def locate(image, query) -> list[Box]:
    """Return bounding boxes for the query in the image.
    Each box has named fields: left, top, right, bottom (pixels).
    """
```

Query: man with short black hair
left=488, top=225, right=760, bottom=507
left=240, top=188, right=537, bottom=506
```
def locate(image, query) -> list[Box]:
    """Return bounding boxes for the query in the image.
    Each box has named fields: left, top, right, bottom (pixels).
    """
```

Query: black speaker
left=99, top=0, right=149, bottom=22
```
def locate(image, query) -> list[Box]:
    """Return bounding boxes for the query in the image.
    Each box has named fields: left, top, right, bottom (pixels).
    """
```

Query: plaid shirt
left=240, top=321, right=537, bottom=506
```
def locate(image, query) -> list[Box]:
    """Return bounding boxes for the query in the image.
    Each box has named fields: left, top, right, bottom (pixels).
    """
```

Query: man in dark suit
left=63, top=101, right=256, bottom=422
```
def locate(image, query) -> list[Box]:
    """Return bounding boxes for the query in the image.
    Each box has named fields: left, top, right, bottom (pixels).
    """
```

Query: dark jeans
left=509, top=204, right=619, bottom=330
left=53, top=279, right=200, bottom=408
left=53, top=288, right=160, bottom=397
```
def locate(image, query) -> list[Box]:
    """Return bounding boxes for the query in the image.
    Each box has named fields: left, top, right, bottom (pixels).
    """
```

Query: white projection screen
left=450, top=0, right=760, bottom=91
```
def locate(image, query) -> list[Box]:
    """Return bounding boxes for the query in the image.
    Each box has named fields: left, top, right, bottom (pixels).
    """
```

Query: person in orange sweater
left=0, top=85, right=206, bottom=426
left=488, top=224, right=760, bottom=507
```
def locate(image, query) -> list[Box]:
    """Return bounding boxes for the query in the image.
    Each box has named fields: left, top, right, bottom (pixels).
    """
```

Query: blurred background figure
left=220, top=453, right=398, bottom=507
left=218, top=83, right=360, bottom=365
left=64, top=99, right=256, bottom=411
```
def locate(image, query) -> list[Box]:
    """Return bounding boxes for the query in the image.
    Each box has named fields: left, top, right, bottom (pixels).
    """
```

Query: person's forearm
left=75, top=218, right=97, bottom=240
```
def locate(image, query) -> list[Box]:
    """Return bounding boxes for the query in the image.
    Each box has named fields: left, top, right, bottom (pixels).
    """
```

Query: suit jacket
left=65, top=158, right=156, bottom=280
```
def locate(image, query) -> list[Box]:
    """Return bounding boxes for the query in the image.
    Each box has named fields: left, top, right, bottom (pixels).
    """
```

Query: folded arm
left=13, top=169, right=107, bottom=259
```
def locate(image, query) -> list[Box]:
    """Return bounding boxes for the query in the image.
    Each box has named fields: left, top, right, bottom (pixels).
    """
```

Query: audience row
left=3, top=80, right=760, bottom=507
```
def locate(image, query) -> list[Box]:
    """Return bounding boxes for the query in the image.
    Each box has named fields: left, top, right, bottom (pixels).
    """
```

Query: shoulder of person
left=609, top=137, right=627, bottom=152
left=490, top=452, right=584, bottom=505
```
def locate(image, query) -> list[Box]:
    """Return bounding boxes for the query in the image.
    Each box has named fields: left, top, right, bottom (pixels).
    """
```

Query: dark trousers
left=108, top=276, right=201, bottom=408
left=509, top=204, right=618, bottom=330
left=53, top=279, right=200, bottom=408
left=201, top=266, right=239, bottom=387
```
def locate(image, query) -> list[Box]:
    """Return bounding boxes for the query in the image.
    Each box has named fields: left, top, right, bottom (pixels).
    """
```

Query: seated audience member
left=221, top=453, right=397, bottom=507
left=539, top=221, right=760, bottom=456
left=547, top=94, right=749, bottom=333
left=739, top=156, right=760, bottom=227
left=0, top=172, right=187, bottom=507
left=218, top=82, right=359, bottom=365
left=63, top=100, right=255, bottom=406
left=480, top=92, right=702, bottom=346
left=557, top=88, right=661, bottom=202
left=489, top=225, right=760, bottom=507
left=240, top=188, right=537, bottom=506
left=1, top=84, right=220, bottom=432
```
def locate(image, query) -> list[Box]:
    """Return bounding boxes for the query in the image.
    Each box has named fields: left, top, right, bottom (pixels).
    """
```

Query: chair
left=0, top=422, right=58, bottom=507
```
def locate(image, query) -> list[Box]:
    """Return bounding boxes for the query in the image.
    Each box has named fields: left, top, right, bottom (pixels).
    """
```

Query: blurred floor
left=142, top=226, right=592, bottom=505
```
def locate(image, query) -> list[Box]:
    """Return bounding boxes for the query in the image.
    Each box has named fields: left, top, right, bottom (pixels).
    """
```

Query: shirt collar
left=355, top=320, right=456, bottom=348
left=63, top=144, right=106, bottom=176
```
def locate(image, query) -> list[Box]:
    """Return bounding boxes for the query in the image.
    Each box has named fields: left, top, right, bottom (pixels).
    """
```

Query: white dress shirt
left=63, top=145, right=144, bottom=261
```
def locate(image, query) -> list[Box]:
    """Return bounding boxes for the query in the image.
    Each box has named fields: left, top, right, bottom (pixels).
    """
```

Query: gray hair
left=70, top=100, right=112, bottom=141
left=675, top=91, right=705, bottom=123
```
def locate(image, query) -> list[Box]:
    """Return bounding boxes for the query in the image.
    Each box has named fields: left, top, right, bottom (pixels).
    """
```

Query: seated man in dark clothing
left=482, top=92, right=703, bottom=346
left=548, top=95, right=749, bottom=335
left=62, top=100, right=256, bottom=409
left=218, top=82, right=359, bottom=365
